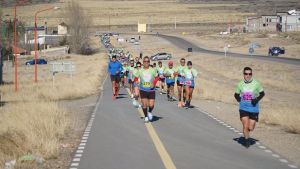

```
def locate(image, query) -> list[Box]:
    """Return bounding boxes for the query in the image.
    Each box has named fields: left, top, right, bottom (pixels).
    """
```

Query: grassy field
left=0, top=37, right=106, bottom=167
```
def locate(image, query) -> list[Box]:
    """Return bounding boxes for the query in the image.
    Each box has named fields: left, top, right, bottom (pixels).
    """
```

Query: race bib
left=186, top=73, right=192, bottom=79
left=242, top=91, right=253, bottom=101
left=142, top=82, right=151, bottom=88
left=185, top=80, right=192, bottom=86
left=159, top=74, right=164, bottom=78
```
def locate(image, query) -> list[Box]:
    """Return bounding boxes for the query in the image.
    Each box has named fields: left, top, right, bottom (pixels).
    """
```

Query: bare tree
left=64, top=0, right=92, bottom=55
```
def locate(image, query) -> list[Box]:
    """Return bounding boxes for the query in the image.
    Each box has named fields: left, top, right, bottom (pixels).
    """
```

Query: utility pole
left=0, top=46, right=3, bottom=85
left=174, top=16, right=177, bottom=29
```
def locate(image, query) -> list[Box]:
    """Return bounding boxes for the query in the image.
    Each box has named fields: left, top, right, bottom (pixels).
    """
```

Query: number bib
left=242, top=91, right=253, bottom=101
left=142, top=82, right=151, bottom=88
left=185, top=80, right=192, bottom=86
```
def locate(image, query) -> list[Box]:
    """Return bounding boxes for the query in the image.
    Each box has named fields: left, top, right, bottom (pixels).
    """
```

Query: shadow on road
left=233, top=137, right=259, bottom=148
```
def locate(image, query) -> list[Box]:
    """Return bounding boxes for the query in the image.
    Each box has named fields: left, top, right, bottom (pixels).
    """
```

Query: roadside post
left=224, top=45, right=229, bottom=58
left=249, top=47, right=254, bottom=56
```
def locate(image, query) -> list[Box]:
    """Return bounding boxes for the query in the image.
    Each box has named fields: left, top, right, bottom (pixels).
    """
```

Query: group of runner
left=108, top=55, right=199, bottom=122
left=106, top=35, right=265, bottom=148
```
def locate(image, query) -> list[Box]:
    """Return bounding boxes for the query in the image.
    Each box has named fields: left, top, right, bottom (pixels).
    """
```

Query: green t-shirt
left=156, top=65, right=166, bottom=76
left=136, top=68, right=157, bottom=91
left=183, top=68, right=198, bottom=81
left=164, top=67, right=176, bottom=83
left=175, top=65, right=187, bottom=76
left=235, top=78, right=263, bottom=113
left=127, top=66, right=135, bottom=80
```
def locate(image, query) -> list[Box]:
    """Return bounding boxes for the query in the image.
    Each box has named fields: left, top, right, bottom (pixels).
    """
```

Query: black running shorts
left=239, top=110, right=259, bottom=122
left=110, top=74, right=121, bottom=83
left=140, top=90, right=155, bottom=100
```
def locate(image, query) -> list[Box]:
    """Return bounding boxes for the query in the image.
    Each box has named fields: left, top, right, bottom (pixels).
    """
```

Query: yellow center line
left=126, top=88, right=177, bottom=169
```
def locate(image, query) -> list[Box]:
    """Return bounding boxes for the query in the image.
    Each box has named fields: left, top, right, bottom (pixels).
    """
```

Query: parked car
left=129, top=38, right=136, bottom=43
left=268, top=47, right=285, bottom=56
left=150, top=53, right=172, bottom=61
left=25, top=59, right=47, bottom=65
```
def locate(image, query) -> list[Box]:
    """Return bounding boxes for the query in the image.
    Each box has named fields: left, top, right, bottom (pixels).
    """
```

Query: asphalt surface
left=157, top=34, right=300, bottom=66
left=74, top=79, right=295, bottom=169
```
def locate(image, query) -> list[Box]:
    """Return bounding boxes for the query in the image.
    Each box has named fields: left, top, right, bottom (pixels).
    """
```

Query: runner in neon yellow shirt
left=134, top=56, right=159, bottom=122
left=175, top=58, right=187, bottom=107
left=164, top=60, right=176, bottom=101
left=182, top=61, right=198, bottom=108
left=156, top=61, right=166, bottom=94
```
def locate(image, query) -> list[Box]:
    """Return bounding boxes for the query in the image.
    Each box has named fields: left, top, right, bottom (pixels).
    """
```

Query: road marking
left=126, top=88, right=177, bottom=169
left=288, top=164, right=298, bottom=168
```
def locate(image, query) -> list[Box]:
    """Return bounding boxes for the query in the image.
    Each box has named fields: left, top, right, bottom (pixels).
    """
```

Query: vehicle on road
left=150, top=52, right=172, bottom=61
left=268, top=47, right=285, bottom=56
left=129, top=38, right=136, bottom=43
left=25, top=59, right=47, bottom=65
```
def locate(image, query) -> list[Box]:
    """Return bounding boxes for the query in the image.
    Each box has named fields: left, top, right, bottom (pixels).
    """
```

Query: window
left=287, top=25, right=293, bottom=30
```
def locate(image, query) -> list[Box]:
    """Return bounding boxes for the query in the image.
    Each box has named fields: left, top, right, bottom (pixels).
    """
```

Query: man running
left=127, top=60, right=135, bottom=98
left=120, top=62, right=128, bottom=88
left=183, top=61, right=197, bottom=108
left=234, top=67, right=265, bottom=148
left=175, top=58, right=187, bottom=107
left=164, top=60, right=176, bottom=101
left=108, top=55, right=123, bottom=100
left=134, top=56, right=159, bottom=122
left=157, top=61, right=166, bottom=94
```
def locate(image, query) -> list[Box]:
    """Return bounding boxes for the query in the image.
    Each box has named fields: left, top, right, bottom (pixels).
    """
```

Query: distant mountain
left=0, top=0, right=59, bottom=7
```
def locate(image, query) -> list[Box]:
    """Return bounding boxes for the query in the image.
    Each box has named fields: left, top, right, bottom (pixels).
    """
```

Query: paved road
left=157, top=34, right=300, bottom=66
left=70, top=78, right=297, bottom=169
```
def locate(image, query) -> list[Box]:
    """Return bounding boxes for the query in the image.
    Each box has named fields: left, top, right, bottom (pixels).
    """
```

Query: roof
left=25, top=26, right=45, bottom=31
left=59, top=22, right=68, bottom=27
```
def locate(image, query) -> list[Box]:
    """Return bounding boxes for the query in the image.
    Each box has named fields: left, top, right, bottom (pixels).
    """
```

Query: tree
left=64, top=0, right=92, bottom=55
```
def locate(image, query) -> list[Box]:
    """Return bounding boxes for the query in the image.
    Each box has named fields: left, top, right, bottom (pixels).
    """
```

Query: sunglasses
left=137, top=65, right=141, bottom=67
left=244, top=73, right=252, bottom=76
left=143, top=60, right=150, bottom=63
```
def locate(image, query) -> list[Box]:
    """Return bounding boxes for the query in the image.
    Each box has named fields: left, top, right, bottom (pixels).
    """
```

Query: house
left=246, top=9, right=300, bottom=32
left=24, top=26, right=46, bottom=44
left=58, top=22, right=68, bottom=35
left=261, top=15, right=278, bottom=32
left=246, top=17, right=262, bottom=32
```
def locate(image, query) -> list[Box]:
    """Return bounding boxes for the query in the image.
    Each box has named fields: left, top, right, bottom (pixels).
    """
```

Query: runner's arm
left=251, top=91, right=265, bottom=106
left=234, top=93, right=241, bottom=102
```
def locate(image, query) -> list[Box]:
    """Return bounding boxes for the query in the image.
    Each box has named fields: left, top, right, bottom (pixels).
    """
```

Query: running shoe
left=178, top=102, right=182, bottom=107
left=144, top=117, right=149, bottom=123
left=147, top=112, right=153, bottom=122
left=245, top=139, right=250, bottom=148
left=112, top=95, right=116, bottom=100
left=131, top=94, right=134, bottom=99
left=132, top=100, right=139, bottom=107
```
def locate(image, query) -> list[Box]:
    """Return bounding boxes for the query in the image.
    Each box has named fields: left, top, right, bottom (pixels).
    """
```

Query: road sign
left=50, top=61, right=75, bottom=87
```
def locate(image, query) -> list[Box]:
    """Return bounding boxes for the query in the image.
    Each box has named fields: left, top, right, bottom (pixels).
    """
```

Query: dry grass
left=0, top=37, right=107, bottom=167
left=1, top=1, right=253, bottom=27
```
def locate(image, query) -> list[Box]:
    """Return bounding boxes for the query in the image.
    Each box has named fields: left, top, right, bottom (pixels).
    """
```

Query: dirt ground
left=112, top=33, right=300, bottom=166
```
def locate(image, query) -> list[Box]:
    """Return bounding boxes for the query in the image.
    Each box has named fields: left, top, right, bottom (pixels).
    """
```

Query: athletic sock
left=149, top=106, right=154, bottom=113
left=142, top=107, right=148, bottom=117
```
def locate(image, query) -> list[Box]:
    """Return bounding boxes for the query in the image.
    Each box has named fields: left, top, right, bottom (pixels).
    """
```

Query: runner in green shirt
left=134, top=56, right=159, bottom=122
left=234, top=67, right=265, bottom=148
left=175, top=58, right=187, bottom=107
left=156, top=61, right=166, bottom=94
left=182, top=61, right=198, bottom=108
left=164, top=60, right=176, bottom=101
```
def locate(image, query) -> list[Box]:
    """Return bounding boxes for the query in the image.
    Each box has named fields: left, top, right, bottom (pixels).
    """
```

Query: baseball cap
left=168, top=60, right=173, bottom=65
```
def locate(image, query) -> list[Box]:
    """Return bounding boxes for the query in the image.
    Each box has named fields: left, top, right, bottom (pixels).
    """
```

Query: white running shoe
left=147, top=112, right=153, bottom=121
left=132, top=100, right=139, bottom=107
left=131, top=94, right=134, bottom=99
left=144, top=117, right=149, bottom=123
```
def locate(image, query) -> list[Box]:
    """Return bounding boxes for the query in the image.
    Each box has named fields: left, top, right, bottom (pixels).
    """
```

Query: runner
left=157, top=61, right=166, bottom=94
left=164, top=60, right=176, bottom=101
left=175, top=58, right=187, bottom=107
left=127, top=60, right=135, bottom=98
left=183, top=61, right=197, bottom=108
left=108, top=55, right=123, bottom=100
left=134, top=56, right=159, bottom=122
left=120, top=62, right=128, bottom=88
left=132, top=61, right=142, bottom=108
left=234, top=67, right=265, bottom=148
